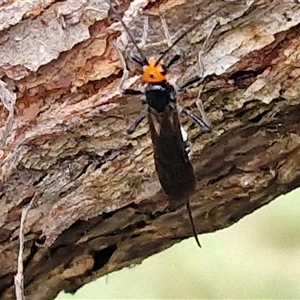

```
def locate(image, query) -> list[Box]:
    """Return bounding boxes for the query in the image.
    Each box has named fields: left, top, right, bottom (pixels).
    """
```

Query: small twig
left=0, top=80, right=16, bottom=149
left=14, top=199, right=34, bottom=300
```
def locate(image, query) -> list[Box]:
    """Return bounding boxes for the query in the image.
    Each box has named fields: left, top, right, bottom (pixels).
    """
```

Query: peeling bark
left=1, top=0, right=300, bottom=299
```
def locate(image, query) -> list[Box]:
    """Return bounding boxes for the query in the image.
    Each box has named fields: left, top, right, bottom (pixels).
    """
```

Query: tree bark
left=1, top=0, right=300, bottom=299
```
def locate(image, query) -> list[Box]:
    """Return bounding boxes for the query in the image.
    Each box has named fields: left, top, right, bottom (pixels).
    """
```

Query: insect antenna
left=107, top=0, right=148, bottom=65
left=186, top=201, right=201, bottom=248
left=155, top=4, right=226, bottom=67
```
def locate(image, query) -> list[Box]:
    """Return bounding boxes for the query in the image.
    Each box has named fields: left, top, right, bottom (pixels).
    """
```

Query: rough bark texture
left=1, top=0, right=300, bottom=299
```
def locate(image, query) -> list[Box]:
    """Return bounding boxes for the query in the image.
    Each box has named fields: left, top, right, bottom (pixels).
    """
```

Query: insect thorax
left=144, top=82, right=177, bottom=114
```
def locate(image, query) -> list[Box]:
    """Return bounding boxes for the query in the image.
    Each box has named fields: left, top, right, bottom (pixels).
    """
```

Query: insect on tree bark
left=107, top=0, right=225, bottom=246
left=1, top=1, right=300, bottom=300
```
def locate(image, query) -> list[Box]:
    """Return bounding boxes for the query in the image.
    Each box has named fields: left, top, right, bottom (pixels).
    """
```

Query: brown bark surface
left=1, top=0, right=300, bottom=299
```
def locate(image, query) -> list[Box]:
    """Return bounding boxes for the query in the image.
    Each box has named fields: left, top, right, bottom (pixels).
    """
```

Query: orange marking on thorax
left=142, top=57, right=166, bottom=83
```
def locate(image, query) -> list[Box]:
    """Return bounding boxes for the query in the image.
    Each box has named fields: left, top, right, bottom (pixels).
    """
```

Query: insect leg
left=178, top=99, right=211, bottom=132
left=138, top=15, right=149, bottom=49
left=159, top=10, right=173, bottom=48
left=158, top=11, right=183, bottom=68
left=180, top=21, right=218, bottom=90
left=127, top=114, right=146, bottom=134
left=178, top=22, right=217, bottom=131
left=197, top=21, right=218, bottom=79
left=114, top=42, right=144, bottom=96
left=114, top=42, right=146, bottom=133
left=195, top=84, right=211, bottom=132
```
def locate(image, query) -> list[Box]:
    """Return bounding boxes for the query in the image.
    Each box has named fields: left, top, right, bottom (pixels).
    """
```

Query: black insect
left=107, top=0, right=221, bottom=247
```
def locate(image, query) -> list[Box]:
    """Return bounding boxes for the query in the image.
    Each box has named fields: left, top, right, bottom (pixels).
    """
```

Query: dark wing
left=148, top=105, right=196, bottom=203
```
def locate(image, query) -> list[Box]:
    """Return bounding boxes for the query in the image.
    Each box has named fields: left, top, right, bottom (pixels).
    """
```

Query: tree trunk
left=1, top=0, right=300, bottom=299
